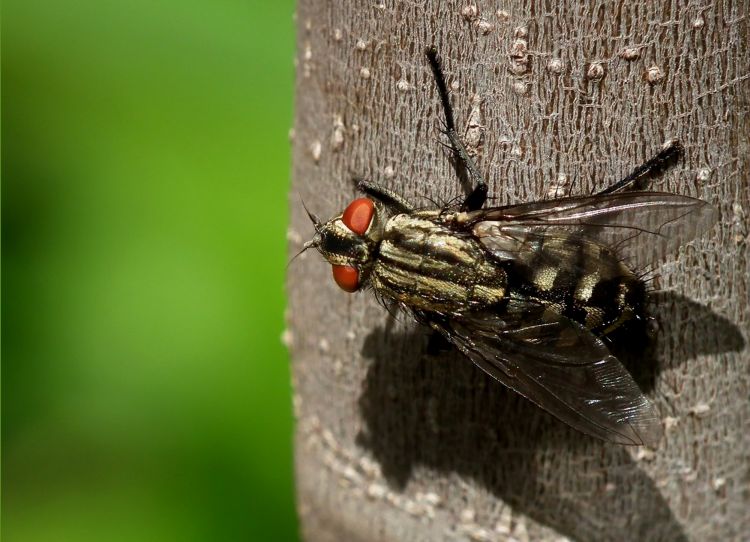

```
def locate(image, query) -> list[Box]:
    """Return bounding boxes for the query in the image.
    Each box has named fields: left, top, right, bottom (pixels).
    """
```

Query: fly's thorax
left=371, top=212, right=507, bottom=314
left=312, top=198, right=386, bottom=292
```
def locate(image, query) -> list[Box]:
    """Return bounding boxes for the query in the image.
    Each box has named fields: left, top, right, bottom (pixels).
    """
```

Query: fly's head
left=305, top=198, right=384, bottom=292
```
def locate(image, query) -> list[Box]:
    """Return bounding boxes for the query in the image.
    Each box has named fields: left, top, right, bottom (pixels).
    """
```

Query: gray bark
left=287, top=1, right=749, bottom=540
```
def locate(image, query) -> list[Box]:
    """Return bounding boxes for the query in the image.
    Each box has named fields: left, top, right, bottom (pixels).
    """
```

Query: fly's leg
left=597, top=140, right=683, bottom=195
left=425, top=46, right=488, bottom=211
left=356, top=179, right=413, bottom=213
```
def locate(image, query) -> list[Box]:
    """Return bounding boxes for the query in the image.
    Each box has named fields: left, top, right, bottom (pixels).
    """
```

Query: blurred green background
left=3, top=1, right=298, bottom=540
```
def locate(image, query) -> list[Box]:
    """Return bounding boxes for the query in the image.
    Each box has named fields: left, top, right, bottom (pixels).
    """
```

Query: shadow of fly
left=302, top=47, right=716, bottom=446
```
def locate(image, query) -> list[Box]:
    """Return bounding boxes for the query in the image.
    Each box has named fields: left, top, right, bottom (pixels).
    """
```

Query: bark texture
left=287, top=2, right=749, bottom=540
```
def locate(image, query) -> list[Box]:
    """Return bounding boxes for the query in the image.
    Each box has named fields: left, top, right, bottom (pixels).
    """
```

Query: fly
left=303, top=47, right=717, bottom=446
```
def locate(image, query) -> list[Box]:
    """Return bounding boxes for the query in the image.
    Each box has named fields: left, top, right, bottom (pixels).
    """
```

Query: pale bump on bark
left=287, top=1, right=749, bottom=540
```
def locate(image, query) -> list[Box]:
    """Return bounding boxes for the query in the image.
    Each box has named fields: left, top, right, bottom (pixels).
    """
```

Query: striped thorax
left=371, top=212, right=507, bottom=313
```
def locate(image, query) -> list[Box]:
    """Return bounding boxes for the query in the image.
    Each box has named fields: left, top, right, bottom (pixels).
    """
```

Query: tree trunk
left=287, top=1, right=749, bottom=540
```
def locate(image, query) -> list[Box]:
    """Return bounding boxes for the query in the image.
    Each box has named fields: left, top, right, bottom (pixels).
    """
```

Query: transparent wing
left=465, top=192, right=716, bottom=269
left=430, top=299, right=663, bottom=446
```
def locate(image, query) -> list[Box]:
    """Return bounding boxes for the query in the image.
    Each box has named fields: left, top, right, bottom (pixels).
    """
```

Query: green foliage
left=3, top=1, right=298, bottom=540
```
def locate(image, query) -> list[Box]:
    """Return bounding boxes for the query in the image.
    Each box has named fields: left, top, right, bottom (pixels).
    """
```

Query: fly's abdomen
left=371, top=214, right=507, bottom=313
left=507, top=235, right=646, bottom=336
left=583, top=273, right=646, bottom=335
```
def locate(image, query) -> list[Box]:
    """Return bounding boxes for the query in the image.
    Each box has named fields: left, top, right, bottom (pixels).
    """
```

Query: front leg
left=356, top=179, right=413, bottom=214
left=425, top=47, right=488, bottom=211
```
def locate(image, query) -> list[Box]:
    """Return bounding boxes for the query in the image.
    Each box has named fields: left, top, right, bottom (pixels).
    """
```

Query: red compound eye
left=342, top=198, right=374, bottom=235
left=332, top=264, right=360, bottom=292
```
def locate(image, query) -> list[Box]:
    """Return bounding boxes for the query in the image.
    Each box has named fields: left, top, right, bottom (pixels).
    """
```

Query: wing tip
left=624, top=420, right=664, bottom=447
left=609, top=399, right=664, bottom=446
